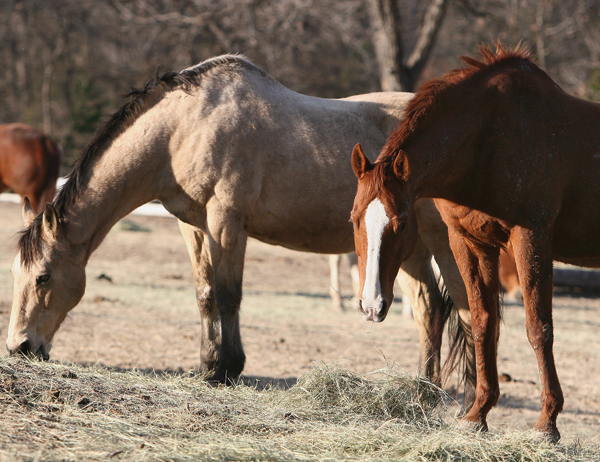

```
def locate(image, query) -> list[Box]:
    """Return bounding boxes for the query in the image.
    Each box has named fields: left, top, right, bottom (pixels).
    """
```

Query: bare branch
left=405, top=0, right=450, bottom=84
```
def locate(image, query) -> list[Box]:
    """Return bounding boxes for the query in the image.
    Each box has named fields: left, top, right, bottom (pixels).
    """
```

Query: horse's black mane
left=18, top=55, right=254, bottom=268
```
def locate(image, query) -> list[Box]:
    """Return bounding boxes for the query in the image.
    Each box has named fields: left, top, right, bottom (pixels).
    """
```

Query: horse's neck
left=407, top=118, right=480, bottom=201
left=63, top=119, right=172, bottom=256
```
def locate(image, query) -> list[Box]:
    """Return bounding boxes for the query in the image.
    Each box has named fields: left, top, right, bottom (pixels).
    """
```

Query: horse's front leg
left=415, top=200, right=476, bottom=410
left=205, top=206, right=248, bottom=384
left=511, top=226, right=563, bottom=441
left=179, top=221, right=220, bottom=375
left=396, top=236, right=445, bottom=384
left=447, top=230, right=501, bottom=431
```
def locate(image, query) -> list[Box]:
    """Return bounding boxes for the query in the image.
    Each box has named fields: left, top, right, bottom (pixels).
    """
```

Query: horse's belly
left=552, top=212, right=600, bottom=268
left=247, top=214, right=354, bottom=255
left=552, top=237, right=600, bottom=268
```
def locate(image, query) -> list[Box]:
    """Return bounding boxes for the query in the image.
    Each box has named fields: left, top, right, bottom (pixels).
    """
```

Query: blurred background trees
left=1, top=0, right=599, bottom=169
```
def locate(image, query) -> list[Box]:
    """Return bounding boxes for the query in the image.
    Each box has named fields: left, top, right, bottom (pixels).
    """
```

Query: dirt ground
left=0, top=201, right=598, bottom=443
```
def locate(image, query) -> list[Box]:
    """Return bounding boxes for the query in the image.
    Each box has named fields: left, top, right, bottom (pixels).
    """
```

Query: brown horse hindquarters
left=0, top=124, right=61, bottom=214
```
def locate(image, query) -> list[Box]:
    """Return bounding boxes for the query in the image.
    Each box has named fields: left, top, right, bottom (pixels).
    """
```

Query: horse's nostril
left=381, top=300, right=388, bottom=314
left=38, top=347, right=50, bottom=361
left=8, top=340, right=33, bottom=357
left=18, top=340, right=32, bottom=356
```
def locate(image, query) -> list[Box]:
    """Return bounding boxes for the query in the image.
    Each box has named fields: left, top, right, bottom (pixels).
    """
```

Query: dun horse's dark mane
left=18, top=54, right=255, bottom=268
left=378, top=42, right=533, bottom=169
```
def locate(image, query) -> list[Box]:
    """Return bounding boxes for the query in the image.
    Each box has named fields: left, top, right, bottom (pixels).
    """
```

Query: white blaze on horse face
left=362, top=198, right=390, bottom=310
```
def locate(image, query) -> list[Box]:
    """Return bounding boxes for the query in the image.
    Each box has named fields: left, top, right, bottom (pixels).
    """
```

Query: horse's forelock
left=366, top=161, right=395, bottom=199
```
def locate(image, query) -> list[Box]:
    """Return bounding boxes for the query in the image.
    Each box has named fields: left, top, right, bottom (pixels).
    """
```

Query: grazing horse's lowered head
left=350, top=143, right=418, bottom=322
left=6, top=200, right=86, bottom=359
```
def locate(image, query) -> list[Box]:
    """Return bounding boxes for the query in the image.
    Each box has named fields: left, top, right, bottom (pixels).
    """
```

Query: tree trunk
left=368, top=0, right=450, bottom=92
left=368, top=0, right=404, bottom=91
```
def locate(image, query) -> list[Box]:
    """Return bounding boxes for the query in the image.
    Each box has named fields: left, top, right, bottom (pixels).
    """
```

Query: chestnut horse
left=0, top=123, right=61, bottom=213
left=7, top=55, right=473, bottom=397
left=350, top=43, right=596, bottom=441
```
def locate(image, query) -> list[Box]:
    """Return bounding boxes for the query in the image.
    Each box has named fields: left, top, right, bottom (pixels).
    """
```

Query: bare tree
left=1, top=0, right=599, bottom=171
left=368, top=0, right=450, bottom=91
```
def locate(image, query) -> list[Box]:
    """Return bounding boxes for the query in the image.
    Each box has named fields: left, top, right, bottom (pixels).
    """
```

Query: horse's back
left=340, top=92, right=413, bottom=135
left=224, top=88, right=412, bottom=252
left=162, top=65, right=413, bottom=252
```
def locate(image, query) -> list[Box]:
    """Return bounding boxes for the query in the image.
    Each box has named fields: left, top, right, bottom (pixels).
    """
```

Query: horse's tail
left=440, top=297, right=476, bottom=409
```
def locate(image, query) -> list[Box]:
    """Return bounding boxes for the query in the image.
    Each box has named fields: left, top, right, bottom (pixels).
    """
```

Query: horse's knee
left=526, top=321, right=553, bottom=351
left=196, top=285, right=216, bottom=315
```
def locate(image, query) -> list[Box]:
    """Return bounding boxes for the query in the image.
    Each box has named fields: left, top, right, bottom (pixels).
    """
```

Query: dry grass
left=0, top=357, right=598, bottom=462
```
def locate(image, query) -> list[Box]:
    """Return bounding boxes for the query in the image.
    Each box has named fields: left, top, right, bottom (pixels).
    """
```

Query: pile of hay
left=0, top=357, right=597, bottom=461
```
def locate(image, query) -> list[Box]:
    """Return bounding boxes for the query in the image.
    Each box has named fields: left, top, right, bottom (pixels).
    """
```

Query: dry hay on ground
left=0, top=357, right=598, bottom=461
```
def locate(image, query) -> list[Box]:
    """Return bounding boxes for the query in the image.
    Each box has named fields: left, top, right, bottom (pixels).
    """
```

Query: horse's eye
left=399, top=221, right=407, bottom=233
left=36, top=274, right=51, bottom=286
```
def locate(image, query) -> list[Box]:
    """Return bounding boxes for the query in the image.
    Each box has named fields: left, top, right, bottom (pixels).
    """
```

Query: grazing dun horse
left=0, top=123, right=61, bottom=213
left=350, top=43, right=598, bottom=441
left=7, top=55, right=472, bottom=394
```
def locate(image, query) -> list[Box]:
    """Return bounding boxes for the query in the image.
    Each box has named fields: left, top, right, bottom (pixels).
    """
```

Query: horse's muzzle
left=359, top=298, right=389, bottom=322
left=7, top=340, right=50, bottom=361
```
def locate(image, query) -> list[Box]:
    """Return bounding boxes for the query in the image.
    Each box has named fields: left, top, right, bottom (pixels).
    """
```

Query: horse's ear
left=22, top=197, right=36, bottom=227
left=352, top=143, right=373, bottom=179
left=41, top=203, right=60, bottom=240
left=393, top=150, right=410, bottom=182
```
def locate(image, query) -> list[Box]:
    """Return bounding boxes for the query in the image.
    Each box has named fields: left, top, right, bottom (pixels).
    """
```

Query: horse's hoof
left=197, top=363, right=217, bottom=380
left=456, top=418, right=488, bottom=434
left=208, top=370, right=239, bottom=386
left=532, top=426, right=561, bottom=444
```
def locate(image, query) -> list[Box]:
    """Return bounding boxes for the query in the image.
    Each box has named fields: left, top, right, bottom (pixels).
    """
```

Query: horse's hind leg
left=179, top=221, right=220, bottom=374
left=396, top=236, right=445, bottom=385
left=27, top=181, right=58, bottom=215
left=205, top=207, right=248, bottom=384
left=510, top=227, right=563, bottom=441
left=329, top=254, right=344, bottom=311
left=348, top=252, right=360, bottom=308
left=40, top=179, right=57, bottom=207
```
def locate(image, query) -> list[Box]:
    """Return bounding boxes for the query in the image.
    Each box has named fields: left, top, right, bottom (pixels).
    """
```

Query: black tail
left=440, top=299, right=476, bottom=409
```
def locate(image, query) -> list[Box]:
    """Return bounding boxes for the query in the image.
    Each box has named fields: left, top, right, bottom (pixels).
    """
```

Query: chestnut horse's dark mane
left=378, top=42, right=533, bottom=169
left=18, top=55, right=256, bottom=268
